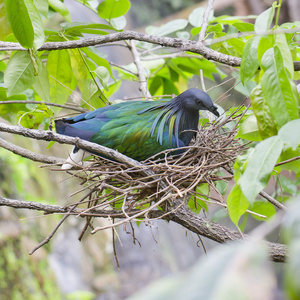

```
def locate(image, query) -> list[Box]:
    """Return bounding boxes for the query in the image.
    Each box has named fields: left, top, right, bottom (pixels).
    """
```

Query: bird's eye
left=196, top=99, right=201, bottom=104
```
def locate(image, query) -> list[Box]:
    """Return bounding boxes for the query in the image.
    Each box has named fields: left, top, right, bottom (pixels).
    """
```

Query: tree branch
left=1, top=29, right=300, bottom=70
left=0, top=196, right=287, bottom=262
left=0, top=137, right=65, bottom=165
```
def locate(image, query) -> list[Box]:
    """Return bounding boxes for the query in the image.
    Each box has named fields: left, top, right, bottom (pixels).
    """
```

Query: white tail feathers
left=61, top=148, right=86, bottom=170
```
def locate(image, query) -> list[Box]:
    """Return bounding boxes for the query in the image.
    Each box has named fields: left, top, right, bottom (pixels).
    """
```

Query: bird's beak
left=210, top=105, right=219, bottom=117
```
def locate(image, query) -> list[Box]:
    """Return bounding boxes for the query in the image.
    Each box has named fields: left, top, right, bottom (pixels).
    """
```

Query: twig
left=130, top=40, right=151, bottom=99
left=0, top=137, right=65, bottom=165
left=0, top=100, right=86, bottom=112
left=259, top=190, right=287, bottom=211
left=199, top=0, right=214, bottom=41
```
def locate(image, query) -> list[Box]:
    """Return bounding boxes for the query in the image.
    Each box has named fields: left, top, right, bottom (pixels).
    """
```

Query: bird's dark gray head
left=179, top=88, right=219, bottom=117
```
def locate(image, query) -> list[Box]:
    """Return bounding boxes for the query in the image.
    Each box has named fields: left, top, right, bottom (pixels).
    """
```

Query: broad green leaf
left=278, top=148, right=300, bottom=173
left=254, top=6, right=275, bottom=33
left=278, top=175, right=298, bottom=196
left=188, top=7, right=213, bottom=27
left=98, top=0, right=131, bottom=19
left=240, top=36, right=260, bottom=84
left=232, top=22, right=254, bottom=32
left=155, top=19, right=188, bottom=36
left=236, top=114, right=262, bottom=141
left=249, top=200, right=276, bottom=220
left=227, top=184, right=249, bottom=226
left=68, top=49, right=87, bottom=91
left=274, top=34, right=294, bottom=77
left=240, top=136, right=284, bottom=204
left=261, top=47, right=299, bottom=129
left=5, top=0, right=34, bottom=48
left=33, top=56, right=50, bottom=102
left=33, top=0, right=48, bottom=18
left=4, top=52, right=36, bottom=96
left=176, top=31, right=190, bottom=40
left=0, top=87, right=28, bottom=123
left=226, top=38, right=244, bottom=56
left=24, top=0, right=45, bottom=51
left=49, top=0, right=71, bottom=22
left=251, top=84, right=277, bottom=139
left=94, top=66, right=110, bottom=91
left=257, top=36, right=273, bottom=64
left=278, top=120, right=300, bottom=150
left=213, top=15, right=256, bottom=25
left=46, top=50, right=72, bottom=104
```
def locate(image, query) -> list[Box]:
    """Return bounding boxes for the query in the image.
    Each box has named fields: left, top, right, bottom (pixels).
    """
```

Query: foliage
left=0, top=0, right=300, bottom=298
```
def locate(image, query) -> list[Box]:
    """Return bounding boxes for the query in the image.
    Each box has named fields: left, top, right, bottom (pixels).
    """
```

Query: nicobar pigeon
left=55, top=88, right=219, bottom=169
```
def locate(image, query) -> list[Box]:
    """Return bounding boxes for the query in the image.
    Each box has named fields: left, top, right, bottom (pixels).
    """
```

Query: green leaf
left=33, top=0, right=48, bottom=18
left=49, top=0, right=71, bottom=22
left=19, top=111, right=43, bottom=129
left=33, top=56, right=50, bottom=102
left=274, top=34, right=294, bottom=77
left=249, top=200, right=276, bottom=220
left=155, top=19, right=188, bottom=36
left=227, top=184, right=249, bottom=226
left=232, top=22, right=254, bottom=32
left=68, top=49, right=87, bottom=92
left=240, top=136, right=284, bottom=204
left=46, top=50, right=72, bottom=104
left=257, top=36, right=273, bottom=64
left=5, top=0, right=34, bottom=48
left=61, top=22, right=115, bottom=34
left=98, top=0, right=131, bottom=19
left=4, top=52, right=36, bottom=96
left=254, top=6, right=275, bottom=33
left=251, top=84, right=277, bottom=139
left=278, top=147, right=300, bottom=173
left=278, top=120, right=300, bottom=150
left=82, top=48, right=114, bottom=79
left=240, top=36, right=260, bottom=84
left=24, top=0, right=45, bottom=51
left=261, top=47, right=299, bottom=129
left=94, top=66, right=110, bottom=91
left=236, top=114, right=262, bottom=141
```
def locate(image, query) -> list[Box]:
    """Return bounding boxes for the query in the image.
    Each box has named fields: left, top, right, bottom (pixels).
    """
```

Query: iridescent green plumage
left=55, top=88, right=219, bottom=164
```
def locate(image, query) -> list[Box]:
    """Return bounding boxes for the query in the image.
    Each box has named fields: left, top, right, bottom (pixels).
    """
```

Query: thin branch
left=0, top=100, right=86, bottom=113
left=0, top=137, right=65, bottom=165
left=130, top=40, right=151, bottom=99
left=0, top=122, right=143, bottom=168
left=259, top=191, right=287, bottom=211
left=0, top=196, right=287, bottom=262
left=199, top=0, right=214, bottom=41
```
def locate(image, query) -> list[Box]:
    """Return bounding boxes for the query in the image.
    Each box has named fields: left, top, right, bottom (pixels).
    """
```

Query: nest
left=61, top=109, right=248, bottom=235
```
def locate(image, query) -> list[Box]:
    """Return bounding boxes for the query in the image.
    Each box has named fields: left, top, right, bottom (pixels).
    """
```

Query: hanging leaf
left=240, top=36, right=260, bottom=84
left=240, top=136, right=283, bottom=204
left=98, top=0, right=131, bottom=19
left=4, top=52, right=36, bottom=96
left=5, top=0, right=34, bottom=48
left=46, top=50, right=73, bottom=104
left=33, top=56, right=50, bottom=102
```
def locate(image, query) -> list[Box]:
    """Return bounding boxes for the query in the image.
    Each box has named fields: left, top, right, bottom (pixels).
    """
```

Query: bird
left=55, top=88, right=219, bottom=169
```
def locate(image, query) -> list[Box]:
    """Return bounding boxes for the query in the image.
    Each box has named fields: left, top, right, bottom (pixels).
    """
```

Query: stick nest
left=63, top=111, right=248, bottom=233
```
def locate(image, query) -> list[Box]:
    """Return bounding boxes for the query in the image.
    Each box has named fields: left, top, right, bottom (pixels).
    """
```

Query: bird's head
left=179, top=88, right=219, bottom=117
